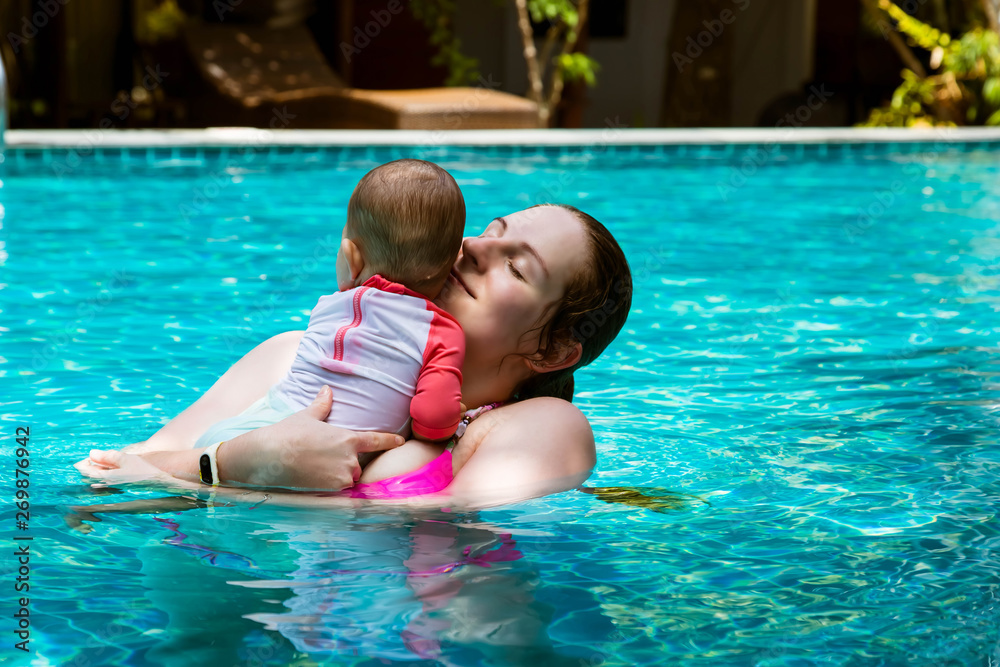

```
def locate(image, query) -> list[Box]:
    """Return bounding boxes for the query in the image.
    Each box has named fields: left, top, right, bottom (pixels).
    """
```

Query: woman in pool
left=78, top=204, right=632, bottom=507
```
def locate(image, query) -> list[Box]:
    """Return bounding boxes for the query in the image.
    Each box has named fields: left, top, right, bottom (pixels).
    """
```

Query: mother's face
left=436, top=206, right=588, bottom=368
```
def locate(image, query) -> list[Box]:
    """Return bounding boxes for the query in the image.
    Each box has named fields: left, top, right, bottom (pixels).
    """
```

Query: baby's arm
left=409, top=312, right=465, bottom=441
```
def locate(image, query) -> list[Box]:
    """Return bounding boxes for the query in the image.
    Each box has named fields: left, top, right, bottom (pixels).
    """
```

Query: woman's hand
left=217, top=385, right=406, bottom=491
left=74, top=449, right=175, bottom=484
left=76, top=386, right=406, bottom=492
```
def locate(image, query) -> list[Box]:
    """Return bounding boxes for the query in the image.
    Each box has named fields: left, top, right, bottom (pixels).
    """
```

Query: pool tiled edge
left=5, top=128, right=1000, bottom=171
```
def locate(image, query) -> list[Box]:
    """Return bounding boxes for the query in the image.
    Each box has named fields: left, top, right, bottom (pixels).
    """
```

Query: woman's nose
left=461, top=236, right=490, bottom=271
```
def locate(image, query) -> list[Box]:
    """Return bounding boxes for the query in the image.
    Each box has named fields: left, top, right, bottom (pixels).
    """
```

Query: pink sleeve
left=410, top=308, right=465, bottom=441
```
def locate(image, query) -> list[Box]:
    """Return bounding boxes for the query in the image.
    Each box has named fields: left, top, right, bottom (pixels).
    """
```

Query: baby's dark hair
left=347, top=159, right=465, bottom=296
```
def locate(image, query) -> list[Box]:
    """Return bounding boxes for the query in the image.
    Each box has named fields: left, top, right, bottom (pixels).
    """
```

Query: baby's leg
left=358, top=440, right=447, bottom=483
left=193, top=400, right=292, bottom=449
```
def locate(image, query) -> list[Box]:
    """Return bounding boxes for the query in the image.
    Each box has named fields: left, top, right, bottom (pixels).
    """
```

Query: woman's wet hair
left=515, top=204, right=632, bottom=402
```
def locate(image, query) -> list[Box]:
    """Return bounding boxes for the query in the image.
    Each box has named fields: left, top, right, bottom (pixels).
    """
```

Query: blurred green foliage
left=409, top=0, right=482, bottom=86
left=559, top=51, right=598, bottom=87
left=528, top=0, right=580, bottom=42
left=137, top=0, right=186, bottom=45
left=409, top=0, right=598, bottom=90
left=524, top=0, right=599, bottom=87
left=862, top=0, right=1000, bottom=127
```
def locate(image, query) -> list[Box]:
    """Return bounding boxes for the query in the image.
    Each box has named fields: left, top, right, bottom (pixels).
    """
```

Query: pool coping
left=8, top=126, right=1000, bottom=148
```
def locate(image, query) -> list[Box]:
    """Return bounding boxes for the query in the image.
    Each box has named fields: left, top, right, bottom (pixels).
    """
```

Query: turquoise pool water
left=2, top=140, right=1000, bottom=665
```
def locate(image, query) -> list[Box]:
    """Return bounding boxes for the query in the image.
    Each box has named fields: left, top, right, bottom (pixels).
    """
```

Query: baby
left=195, top=159, right=467, bottom=479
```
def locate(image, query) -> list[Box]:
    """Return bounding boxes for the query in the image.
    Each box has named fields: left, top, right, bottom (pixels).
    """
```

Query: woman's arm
left=446, top=397, right=597, bottom=508
left=78, top=395, right=593, bottom=505
left=82, top=386, right=405, bottom=491
left=121, top=331, right=304, bottom=454
left=78, top=396, right=591, bottom=505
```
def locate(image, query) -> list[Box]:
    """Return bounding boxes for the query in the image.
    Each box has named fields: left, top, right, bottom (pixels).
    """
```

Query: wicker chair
left=183, top=23, right=540, bottom=130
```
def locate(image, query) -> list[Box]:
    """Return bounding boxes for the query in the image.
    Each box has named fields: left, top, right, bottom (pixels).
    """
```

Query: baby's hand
left=460, top=402, right=467, bottom=413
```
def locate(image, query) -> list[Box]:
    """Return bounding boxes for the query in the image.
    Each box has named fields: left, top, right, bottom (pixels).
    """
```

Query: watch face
left=199, top=453, right=213, bottom=484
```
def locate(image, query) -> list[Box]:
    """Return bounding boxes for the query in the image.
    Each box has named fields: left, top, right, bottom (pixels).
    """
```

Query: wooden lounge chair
left=182, top=23, right=540, bottom=129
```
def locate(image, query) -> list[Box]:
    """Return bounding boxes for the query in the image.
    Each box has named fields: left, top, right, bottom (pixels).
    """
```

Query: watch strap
left=199, top=441, right=223, bottom=486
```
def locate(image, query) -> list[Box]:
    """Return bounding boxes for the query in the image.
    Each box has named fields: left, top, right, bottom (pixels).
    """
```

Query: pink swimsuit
left=348, top=450, right=456, bottom=500
left=346, top=402, right=503, bottom=500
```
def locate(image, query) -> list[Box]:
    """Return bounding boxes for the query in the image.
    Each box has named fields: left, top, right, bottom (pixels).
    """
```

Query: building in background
left=0, top=0, right=968, bottom=130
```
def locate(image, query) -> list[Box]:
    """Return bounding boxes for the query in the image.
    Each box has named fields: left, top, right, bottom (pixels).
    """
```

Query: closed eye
left=507, top=260, right=525, bottom=281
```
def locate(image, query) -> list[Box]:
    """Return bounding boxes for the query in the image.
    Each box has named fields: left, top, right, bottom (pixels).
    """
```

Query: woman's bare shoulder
left=488, top=397, right=592, bottom=433
left=463, top=397, right=593, bottom=449
left=273, top=329, right=305, bottom=347
left=448, top=397, right=596, bottom=505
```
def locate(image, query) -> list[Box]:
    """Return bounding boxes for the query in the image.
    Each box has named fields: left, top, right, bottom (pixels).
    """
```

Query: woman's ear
left=525, top=340, right=582, bottom=374
left=341, top=238, right=366, bottom=283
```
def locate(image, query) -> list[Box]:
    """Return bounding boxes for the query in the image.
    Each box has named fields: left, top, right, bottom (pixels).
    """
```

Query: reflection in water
left=100, top=503, right=606, bottom=665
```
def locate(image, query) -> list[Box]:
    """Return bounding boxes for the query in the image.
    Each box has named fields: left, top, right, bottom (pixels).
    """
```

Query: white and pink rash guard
left=273, top=274, right=465, bottom=441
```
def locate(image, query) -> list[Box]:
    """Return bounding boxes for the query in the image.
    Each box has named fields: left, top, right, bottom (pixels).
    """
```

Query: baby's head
left=336, top=159, right=465, bottom=298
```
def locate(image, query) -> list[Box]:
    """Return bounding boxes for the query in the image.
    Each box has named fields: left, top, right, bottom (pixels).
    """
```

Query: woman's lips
left=449, top=269, right=475, bottom=298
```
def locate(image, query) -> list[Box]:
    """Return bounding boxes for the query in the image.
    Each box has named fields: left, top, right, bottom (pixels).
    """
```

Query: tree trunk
left=860, top=0, right=926, bottom=77
left=982, top=0, right=1000, bottom=32
left=513, top=0, right=546, bottom=123
left=544, top=0, right=590, bottom=123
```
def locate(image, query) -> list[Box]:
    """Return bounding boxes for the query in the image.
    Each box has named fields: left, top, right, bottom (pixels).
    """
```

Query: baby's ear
left=341, top=238, right=365, bottom=282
